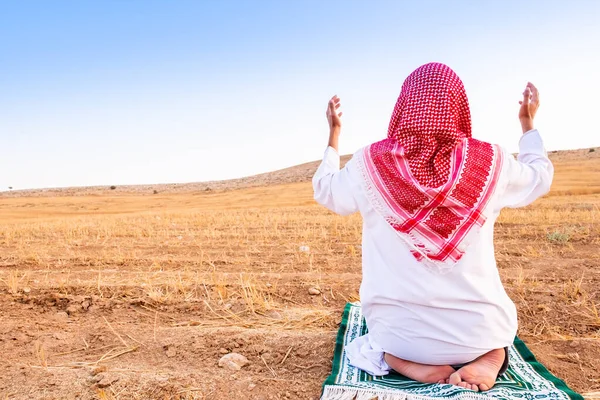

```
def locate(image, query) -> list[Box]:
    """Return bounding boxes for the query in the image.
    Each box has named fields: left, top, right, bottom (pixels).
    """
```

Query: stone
left=91, top=365, right=107, bottom=376
left=308, top=287, right=321, bottom=296
left=165, top=347, right=177, bottom=358
left=66, top=304, right=80, bottom=315
left=97, top=375, right=119, bottom=388
left=218, top=353, right=250, bottom=371
left=55, top=311, right=69, bottom=321
left=266, top=310, right=282, bottom=320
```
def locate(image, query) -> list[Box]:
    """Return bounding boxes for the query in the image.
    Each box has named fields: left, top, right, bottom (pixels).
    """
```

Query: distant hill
left=1, top=147, right=598, bottom=198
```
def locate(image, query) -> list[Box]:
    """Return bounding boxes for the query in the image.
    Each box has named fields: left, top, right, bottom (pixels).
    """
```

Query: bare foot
left=448, top=348, right=506, bottom=391
left=384, top=353, right=455, bottom=384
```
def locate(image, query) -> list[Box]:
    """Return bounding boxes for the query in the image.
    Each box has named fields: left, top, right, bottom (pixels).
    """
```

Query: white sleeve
left=497, top=130, right=554, bottom=209
left=312, top=147, right=359, bottom=216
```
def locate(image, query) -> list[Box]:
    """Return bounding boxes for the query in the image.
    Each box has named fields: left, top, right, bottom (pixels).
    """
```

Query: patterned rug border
left=322, top=302, right=583, bottom=400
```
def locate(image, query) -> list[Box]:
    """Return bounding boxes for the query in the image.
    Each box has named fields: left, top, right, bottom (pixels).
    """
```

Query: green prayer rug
left=321, top=302, right=583, bottom=400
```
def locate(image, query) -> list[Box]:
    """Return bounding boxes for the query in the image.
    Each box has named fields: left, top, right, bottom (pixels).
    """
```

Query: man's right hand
left=519, top=82, right=539, bottom=133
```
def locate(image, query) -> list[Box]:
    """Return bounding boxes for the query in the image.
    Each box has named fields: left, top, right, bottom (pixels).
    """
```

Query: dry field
left=1, top=148, right=599, bottom=399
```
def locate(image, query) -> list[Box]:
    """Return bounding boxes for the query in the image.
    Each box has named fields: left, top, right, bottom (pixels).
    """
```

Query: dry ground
left=1, top=148, right=599, bottom=399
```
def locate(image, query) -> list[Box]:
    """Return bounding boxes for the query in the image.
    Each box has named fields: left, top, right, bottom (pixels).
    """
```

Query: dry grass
left=0, top=150, right=599, bottom=399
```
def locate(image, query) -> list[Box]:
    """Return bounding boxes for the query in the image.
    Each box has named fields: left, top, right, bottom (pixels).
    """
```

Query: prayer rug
left=321, top=303, right=583, bottom=400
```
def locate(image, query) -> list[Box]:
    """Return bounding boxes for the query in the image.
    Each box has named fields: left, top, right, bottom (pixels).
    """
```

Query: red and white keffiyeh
left=355, top=63, right=504, bottom=271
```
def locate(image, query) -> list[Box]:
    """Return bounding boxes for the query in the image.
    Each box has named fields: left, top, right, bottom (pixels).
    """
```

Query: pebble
left=55, top=311, right=69, bottom=321
left=66, top=304, right=80, bottom=315
left=308, top=287, right=321, bottom=296
left=218, top=353, right=250, bottom=371
left=91, top=365, right=107, bottom=376
left=97, top=376, right=119, bottom=388
left=165, top=347, right=177, bottom=358
left=266, top=310, right=282, bottom=320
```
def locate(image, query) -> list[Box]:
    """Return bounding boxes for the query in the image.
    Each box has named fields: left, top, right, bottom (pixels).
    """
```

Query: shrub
left=110, top=185, right=116, bottom=190
left=547, top=231, right=570, bottom=243
left=590, top=148, right=595, bottom=153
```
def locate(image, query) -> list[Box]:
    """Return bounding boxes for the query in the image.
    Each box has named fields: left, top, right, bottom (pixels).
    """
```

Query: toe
left=470, top=384, right=479, bottom=392
left=479, top=383, right=490, bottom=391
left=448, top=371, right=462, bottom=386
left=457, top=382, right=469, bottom=388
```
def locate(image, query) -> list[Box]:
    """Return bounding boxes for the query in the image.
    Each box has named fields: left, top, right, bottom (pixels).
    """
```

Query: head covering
left=355, top=62, right=504, bottom=272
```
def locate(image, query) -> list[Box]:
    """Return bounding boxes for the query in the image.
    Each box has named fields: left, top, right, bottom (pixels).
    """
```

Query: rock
left=91, top=365, right=107, bottom=376
left=22, top=287, right=31, bottom=294
left=219, top=348, right=229, bottom=354
left=55, top=311, right=69, bottom=321
left=308, top=287, right=321, bottom=296
left=66, top=304, right=80, bottom=315
left=165, top=347, right=177, bottom=358
left=248, top=383, right=257, bottom=391
left=299, top=245, right=310, bottom=253
left=97, top=375, right=119, bottom=388
left=266, top=310, right=282, bottom=320
left=218, top=353, right=250, bottom=371
left=88, top=374, right=103, bottom=384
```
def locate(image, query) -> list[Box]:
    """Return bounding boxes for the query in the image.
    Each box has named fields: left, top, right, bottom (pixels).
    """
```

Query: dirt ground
left=1, top=148, right=599, bottom=399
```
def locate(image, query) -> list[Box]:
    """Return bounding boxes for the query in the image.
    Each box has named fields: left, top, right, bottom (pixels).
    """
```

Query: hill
left=1, top=147, right=598, bottom=198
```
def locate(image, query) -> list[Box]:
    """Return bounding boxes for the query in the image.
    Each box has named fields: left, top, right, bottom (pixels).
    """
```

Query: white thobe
left=312, top=130, right=553, bottom=375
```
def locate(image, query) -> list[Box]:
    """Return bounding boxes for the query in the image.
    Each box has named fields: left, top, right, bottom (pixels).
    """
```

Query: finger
left=335, top=102, right=341, bottom=109
left=522, top=87, right=531, bottom=105
left=338, top=112, right=343, bottom=118
left=528, top=82, right=539, bottom=104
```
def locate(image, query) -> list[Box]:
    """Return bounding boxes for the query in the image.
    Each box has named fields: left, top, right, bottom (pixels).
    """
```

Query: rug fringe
left=321, top=386, right=484, bottom=400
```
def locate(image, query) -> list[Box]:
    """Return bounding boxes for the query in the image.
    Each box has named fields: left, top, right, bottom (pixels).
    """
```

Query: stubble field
left=1, top=148, right=599, bottom=399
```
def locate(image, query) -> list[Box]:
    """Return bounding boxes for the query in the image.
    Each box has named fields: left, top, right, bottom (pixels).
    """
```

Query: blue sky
left=1, top=0, right=599, bottom=190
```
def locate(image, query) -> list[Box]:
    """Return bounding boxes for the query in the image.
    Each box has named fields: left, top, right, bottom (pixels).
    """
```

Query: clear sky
left=1, top=0, right=599, bottom=190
